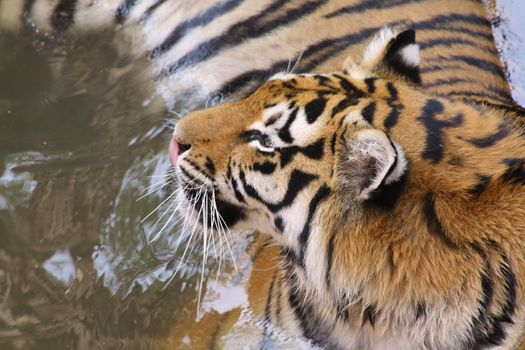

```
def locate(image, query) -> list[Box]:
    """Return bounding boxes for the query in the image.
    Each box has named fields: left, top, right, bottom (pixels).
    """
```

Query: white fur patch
left=269, top=72, right=298, bottom=81
left=384, top=141, right=408, bottom=185
left=346, top=67, right=369, bottom=81
left=399, top=44, right=420, bottom=67
left=261, top=102, right=289, bottom=124
left=362, top=27, right=397, bottom=67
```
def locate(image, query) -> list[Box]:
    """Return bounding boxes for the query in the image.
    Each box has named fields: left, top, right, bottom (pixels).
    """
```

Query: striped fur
left=172, top=26, right=525, bottom=349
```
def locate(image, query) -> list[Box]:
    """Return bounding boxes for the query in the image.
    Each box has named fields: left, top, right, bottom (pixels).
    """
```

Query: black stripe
left=305, top=97, right=327, bottom=124
left=362, top=304, right=377, bottom=328
left=298, top=185, right=331, bottom=266
left=335, top=74, right=365, bottom=98
left=325, top=231, right=335, bottom=286
left=280, top=138, right=325, bottom=168
left=499, top=254, right=517, bottom=324
left=287, top=278, right=313, bottom=341
left=253, top=161, right=277, bottom=175
left=364, top=77, right=377, bottom=93
left=468, top=174, right=491, bottom=197
left=384, top=83, right=402, bottom=130
left=185, top=158, right=212, bottom=179
left=275, top=275, right=283, bottom=325
left=422, top=193, right=458, bottom=249
left=239, top=169, right=317, bottom=213
left=214, top=197, right=246, bottom=227
left=278, top=107, right=298, bottom=143
left=362, top=101, right=376, bottom=124
left=151, top=0, right=245, bottom=57
left=286, top=269, right=329, bottom=347
left=418, top=99, right=463, bottom=163
left=51, top=0, right=77, bottom=32
left=330, top=133, right=337, bottom=155
left=425, top=79, right=513, bottom=102
left=473, top=101, right=525, bottom=118
left=263, top=272, right=277, bottom=342
left=205, top=157, right=216, bottom=175
left=414, top=15, right=492, bottom=40
left=331, top=97, right=358, bottom=118
left=281, top=247, right=301, bottom=267
left=466, top=122, right=509, bottom=148
left=231, top=176, right=245, bottom=203
left=502, top=158, right=525, bottom=185
left=444, top=91, right=510, bottom=105
left=366, top=170, right=408, bottom=211
left=420, top=37, right=497, bottom=56
left=468, top=245, right=515, bottom=348
left=427, top=55, right=506, bottom=81
left=179, top=165, right=199, bottom=184
left=141, top=0, right=168, bottom=21
left=115, top=0, right=139, bottom=24
left=274, top=216, right=284, bottom=233
left=416, top=302, right=426, bottom=321
left=161, top=0, right=327, bottom=76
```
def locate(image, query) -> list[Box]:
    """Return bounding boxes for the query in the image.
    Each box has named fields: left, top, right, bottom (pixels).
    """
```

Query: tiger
left=169, top=25, right=525, bottom=349
left=0, top=0, right=518, bottom=112
left=2, top=0, right=525, bottom=349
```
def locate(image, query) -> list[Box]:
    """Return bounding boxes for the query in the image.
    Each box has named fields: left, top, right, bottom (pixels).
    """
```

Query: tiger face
left=171, top=28, right=417, bottom=248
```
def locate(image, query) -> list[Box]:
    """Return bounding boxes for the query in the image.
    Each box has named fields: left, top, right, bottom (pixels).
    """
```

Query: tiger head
left=169, top=27, right=515, bottom=257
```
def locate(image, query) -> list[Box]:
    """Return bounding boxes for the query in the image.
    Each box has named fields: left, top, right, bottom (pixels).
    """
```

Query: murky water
left=0, top=2, right=524, bottom=350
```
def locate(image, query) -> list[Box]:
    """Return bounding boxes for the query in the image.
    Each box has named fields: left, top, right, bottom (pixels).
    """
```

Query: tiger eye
left=263, top=136, right=273, bottom=148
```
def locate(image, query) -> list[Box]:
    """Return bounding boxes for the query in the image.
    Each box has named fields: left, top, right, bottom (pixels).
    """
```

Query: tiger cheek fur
left=173, top=27, right=525, bottom=350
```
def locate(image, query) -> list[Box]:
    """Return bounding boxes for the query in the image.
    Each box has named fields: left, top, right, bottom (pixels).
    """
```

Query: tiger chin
left=169, top=27, right=525, bottom=350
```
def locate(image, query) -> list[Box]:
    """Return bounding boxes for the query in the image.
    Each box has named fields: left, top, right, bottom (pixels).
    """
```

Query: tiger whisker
left=168, top=109, right=187, bottom=119
left=143, top=169, right=175, bottom=181
left=137, top=174, right=174, bottom=201
left=147, top=178, right=206, bottom=240
left=214, top=204, right=238, bottom=273
left=168, top=187, right=206, bottom=282
left=163, top=191, right=204, bottom=289
left=286, top=54, right=293, bottom=74
left=140, top=189, right=178, bottom=223
left=211, top=188, right=224, bottom=289
left=196, top=190, right=211, bottom=314
left=290, top=48, right=304, bottom=74
left=148, top=195, right=185, bottom=242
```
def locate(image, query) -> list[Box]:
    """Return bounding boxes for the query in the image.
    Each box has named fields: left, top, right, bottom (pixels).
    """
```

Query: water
left=1, top=2, right=524, bottom=349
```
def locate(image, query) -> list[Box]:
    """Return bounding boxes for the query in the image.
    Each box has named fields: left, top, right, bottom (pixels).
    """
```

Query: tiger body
left=172, top=27, right=525, bottom=350
left=3, top=0, right=525, bottom=349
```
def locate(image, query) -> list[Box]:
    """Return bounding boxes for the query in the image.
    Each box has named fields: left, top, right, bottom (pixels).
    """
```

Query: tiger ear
left=339, top=128, right=407, bottom=201
left=344, top=27, right=421, bottom=85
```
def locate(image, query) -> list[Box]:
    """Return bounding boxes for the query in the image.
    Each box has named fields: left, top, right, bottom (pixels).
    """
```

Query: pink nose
left=169, top=137, right=179, bottom=167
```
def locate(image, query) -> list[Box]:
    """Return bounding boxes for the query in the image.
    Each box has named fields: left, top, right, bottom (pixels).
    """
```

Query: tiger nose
left=168, top=134, right=191, bottom=167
